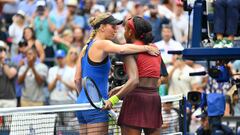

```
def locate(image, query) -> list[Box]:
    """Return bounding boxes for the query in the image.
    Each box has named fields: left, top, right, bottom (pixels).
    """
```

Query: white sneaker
left=223, top=40, right=233, bottom=48
left=213, top=40, right=224, bottom=48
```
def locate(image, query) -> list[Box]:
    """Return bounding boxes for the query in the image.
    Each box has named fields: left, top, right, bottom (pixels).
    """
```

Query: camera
left=113, top=61, right=127, bottom=81
left=108, top=55, right=127, bottom=90
left=187, top=91, right=202, bottom=106
left=208, top=65, right=230, bottom=82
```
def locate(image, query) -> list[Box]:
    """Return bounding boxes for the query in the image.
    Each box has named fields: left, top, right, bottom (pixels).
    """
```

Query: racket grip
left=108, top=110, right=118, bottom=120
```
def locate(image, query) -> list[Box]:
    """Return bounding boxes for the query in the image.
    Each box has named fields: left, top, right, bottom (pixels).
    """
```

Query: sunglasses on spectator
left=0, top=48, right=6, bottom=52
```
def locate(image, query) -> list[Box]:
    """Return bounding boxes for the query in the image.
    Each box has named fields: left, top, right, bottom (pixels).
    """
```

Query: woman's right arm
left=115, top=55, right=139, bottom=98
left=97, top=40, right=159, bottom=56
left=103, top=55, right=139, bottom=109
left=74, top=51, right=84, bottom=94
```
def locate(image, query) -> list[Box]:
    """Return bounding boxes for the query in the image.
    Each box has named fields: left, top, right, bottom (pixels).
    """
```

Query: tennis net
left=0, top=94, right=185, bottom=135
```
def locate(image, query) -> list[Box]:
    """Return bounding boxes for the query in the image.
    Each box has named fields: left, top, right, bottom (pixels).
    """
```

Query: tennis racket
left=82, top=77, right=118, bottom=120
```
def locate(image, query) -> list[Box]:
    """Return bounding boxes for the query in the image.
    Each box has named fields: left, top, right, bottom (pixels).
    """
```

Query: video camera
left=189, top=65, right=230, bottom=83
left=108, top=55, right=127, bottom=90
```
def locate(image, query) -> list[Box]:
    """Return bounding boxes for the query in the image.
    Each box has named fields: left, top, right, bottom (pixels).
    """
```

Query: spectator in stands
left=18, top=47, right=48, bottom=106
left=161, top=102, right=179, bottom=134
left=48, top=49, right=76, bottom=105
left=33, top=0, right=56, bottom=67
left=0, top=40, right=17, bottom=108
left=65, top=0, right=85, bottom=29
left=195, top=111, right=211, bottom=135
left=66, top=47, right=78, bottom=68
left=107, top=0, right=133, bottom=22
left=213, top=0, right=240, bottom=48
left=2, top=0, right=19, bottom=28
left=8, top=10, right=26, bottom=57
left=11, top=40, right=27, bottom=107
left=232, top=90, right=240, bottom=116
left=158, top=0, right=175, bottom=20
left=49, top=0, right=67, bottom=34
left=144, top=4, right=169, bottom=42
left=130, top=2, right=145, bottom=17
left=53, top=29, right=74, bottom=53
left=113, top=0, right=134, bottom=17
left=90, top=0, right=106, bottom=16
left=155, top=25, right=183, bottom=65
left=47, top=50, right=77, bottom=130
left=196, top=111, right=234, bottom=135
left=72, top=27, right=85, bottom=52
left=18, top=0, right=37, bottom=24
left=0, top=5, right=8, bottom=43
left=167, top=55, right=198, bottom=96
left=65, top=47, right=78, bottom=99
left=23, top=26, right=45, bottom=62
left=172, top=2, right=189, bottom=46
left=0, top=21, right=8, bottom=43
left=185, top=60, right=208, bottom=92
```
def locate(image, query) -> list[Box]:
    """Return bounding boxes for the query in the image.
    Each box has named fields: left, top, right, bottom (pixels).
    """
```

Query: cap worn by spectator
left=55, top=50, right=66, bottom=58
left=66, top=0, right=78, bottom=7
left=16, top=10, right=26, bottom=18
left=36, top=0, right=46, bottom=7
left=0, top=40, right=8, bottom=50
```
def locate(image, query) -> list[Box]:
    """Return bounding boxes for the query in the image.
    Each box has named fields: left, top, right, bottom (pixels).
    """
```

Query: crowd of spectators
left=0, top=0, right=240, bottom=134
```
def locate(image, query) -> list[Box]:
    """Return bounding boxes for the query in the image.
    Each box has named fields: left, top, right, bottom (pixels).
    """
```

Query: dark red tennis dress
left=117, top=41, right=163, bottom=129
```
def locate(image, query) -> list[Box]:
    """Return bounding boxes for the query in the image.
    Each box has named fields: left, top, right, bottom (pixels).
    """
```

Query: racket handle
left=108, top=110, right=118, bottom=120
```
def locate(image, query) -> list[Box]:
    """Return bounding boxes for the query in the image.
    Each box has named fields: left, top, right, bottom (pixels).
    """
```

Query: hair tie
left=140, top=31, right=151, bottom=39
